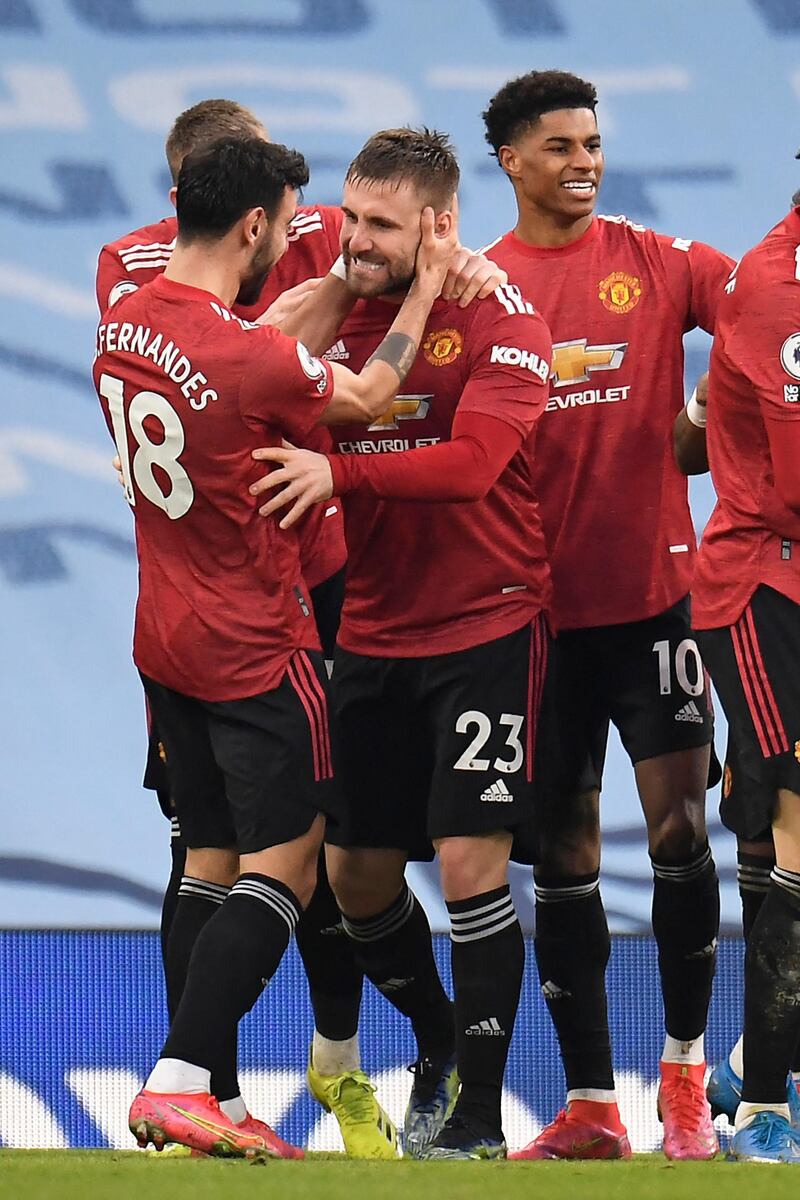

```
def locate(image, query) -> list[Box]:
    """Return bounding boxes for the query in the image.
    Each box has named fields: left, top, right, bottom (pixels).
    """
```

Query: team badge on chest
left=598, top=271, right=642, bottom=315
left=423, top=328, right=463, bottom=367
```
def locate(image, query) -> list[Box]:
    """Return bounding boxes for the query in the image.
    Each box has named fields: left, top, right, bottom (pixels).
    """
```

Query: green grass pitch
left=2, top=1152, right=800, bottom=1200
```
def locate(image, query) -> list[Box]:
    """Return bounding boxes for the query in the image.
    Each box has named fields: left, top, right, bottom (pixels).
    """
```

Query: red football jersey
left=693, top=208, right=800, bottom=629
left=96, top=206, right=346, bottom=589
left=93, top=274, right=334, bottom=701
left=485, top=216, right=733, bottom=630
left=329, top=286, right=552, bottom=657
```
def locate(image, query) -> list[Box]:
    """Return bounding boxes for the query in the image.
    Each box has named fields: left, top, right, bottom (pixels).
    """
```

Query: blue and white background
left=1, top=0, right=798, bottom=1149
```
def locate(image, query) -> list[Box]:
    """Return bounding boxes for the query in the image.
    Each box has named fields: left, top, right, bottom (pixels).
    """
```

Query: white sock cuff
left=662, top=1033, right=705, bottom=1066
left=145, top=1057, right=210, bottom=1095
left=735, top=1101, right=790, bottom=1131
left=566, top=1087, right=618, bottom=1105
left=311, top=1031, right=361, bottom=1077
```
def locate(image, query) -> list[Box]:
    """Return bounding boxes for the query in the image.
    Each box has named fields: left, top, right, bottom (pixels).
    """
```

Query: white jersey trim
left=597, top=213, right=647, bottom=233
left=119, top=237, right=176, bottom=261
left=123, top=256, right=173, bottom=272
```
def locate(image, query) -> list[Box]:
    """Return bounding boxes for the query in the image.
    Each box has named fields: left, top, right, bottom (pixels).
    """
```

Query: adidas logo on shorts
left=465, top=1017, right=505, bottom=1037
left=323, top=339, right=350, bottom=361
left=675, top=700, right=704, bottom=724
left=480, top=779, right=514, bottom=802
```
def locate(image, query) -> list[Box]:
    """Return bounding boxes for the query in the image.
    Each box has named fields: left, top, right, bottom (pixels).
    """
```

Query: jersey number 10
left=99, top=372, right=194, bottom=520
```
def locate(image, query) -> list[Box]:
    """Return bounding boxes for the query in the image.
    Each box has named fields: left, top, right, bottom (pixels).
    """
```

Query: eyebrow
left=543, top=135, right=600, bottom=145
left=341, top=205, right=402, bottom=228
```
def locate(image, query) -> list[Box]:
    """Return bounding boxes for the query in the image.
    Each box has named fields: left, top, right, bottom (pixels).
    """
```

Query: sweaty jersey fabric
left=693, top=207, right=800, bottom=629
left=486, top=215, right=733, bottom=630
left=96, top=206, right=346, bottom=589
left=328, top=285, right=553, bottom=657
left=93, top=275, right=334, bottom=701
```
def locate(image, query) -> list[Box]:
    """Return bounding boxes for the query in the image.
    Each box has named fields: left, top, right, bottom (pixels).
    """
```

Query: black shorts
left=513, top=596, right=715, bottom=864
left=696, top=586, right=800, bottom=841
left=142, top=569, right=345, bottom=812
left=310, top=567, right=345, bottom=662
left=142, top=723, right=171, bottom=811
left=139, top=650, right=338, bottom=854
left=719, top=734, right=773, bottom=846
left=325, top=617, right=549, bottom=859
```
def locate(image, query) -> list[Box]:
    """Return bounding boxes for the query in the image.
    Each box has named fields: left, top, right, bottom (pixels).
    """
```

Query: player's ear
left=243, top=207, right=267, bottom=245
left=433, top=191, right=458, bottom=239
left=168, top=185, right=178, bottom=210
left=497, top=145, right=519, bottom=179
left=434, top=208, right=454, bottom=238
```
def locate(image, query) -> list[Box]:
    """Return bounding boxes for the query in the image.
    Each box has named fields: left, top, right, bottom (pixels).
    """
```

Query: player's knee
left=536, top=802, right=601, bottom=876
left=184, top=845, right=238, bottom=886
left=326, top=850, right=403, bottom=918
left=647, top=803, right=707, bottom=862
left=537, top=838, right=600, bottom=876
left=292, top=860, right=322, bottom=910
left=436, top=835, right=509, bottom=902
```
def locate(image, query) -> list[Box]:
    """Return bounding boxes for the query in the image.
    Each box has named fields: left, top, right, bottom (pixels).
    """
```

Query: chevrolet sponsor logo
left=550, top=339, right=627, bottom=386
left=368, top=394, right=432, bottom=431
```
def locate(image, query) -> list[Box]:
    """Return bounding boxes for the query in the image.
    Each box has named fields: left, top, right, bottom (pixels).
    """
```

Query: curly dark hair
left=346, top=127, right=460, bottom=209
left=483, top=70, right=597, bottom=157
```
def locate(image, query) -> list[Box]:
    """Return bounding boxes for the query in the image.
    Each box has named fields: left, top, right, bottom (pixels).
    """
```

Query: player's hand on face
left=256, top=277, right=322, bottom=327
left=414, top=193, right=460, bottom=296
left=441, top=247, right=508, bottom=309
left=250, top=445, right=334, bottom=529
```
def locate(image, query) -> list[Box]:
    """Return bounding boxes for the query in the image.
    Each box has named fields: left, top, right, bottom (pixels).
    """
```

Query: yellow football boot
left=307, top=1056, right=399, bottom=1159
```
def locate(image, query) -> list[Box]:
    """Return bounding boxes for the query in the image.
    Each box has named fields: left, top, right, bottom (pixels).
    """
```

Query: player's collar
left=505, top=217, right=599, bottom=258
left=151, top=274, right=227, bottom=307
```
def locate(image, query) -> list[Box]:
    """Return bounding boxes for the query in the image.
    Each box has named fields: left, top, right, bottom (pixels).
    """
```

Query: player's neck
left=513, top=208, right=594, bottom=249
left=164, top=245, right=239, bottom=308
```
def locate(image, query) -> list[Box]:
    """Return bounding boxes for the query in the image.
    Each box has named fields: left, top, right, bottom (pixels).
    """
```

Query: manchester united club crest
left=722, top=763, right=733, bottom=799
left=795, top=739, right=800, bottom=765
left=598, top=271, right=642, bottom=315
left=423, top=328, right=463, bottom=367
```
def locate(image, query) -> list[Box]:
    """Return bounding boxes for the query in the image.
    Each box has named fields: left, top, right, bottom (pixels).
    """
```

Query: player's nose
left=347, top=224, right=373, bottom=256
left=572, top=144, right=597, bottom=171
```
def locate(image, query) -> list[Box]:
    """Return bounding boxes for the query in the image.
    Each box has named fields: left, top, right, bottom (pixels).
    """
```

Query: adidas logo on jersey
left=323, top=339, right=350, bottom=361
left=480, top=779, right=513, bottom=803
left=465, top=1017, right=505, bottom=1037
left=675, top=701, right=704, bottom=724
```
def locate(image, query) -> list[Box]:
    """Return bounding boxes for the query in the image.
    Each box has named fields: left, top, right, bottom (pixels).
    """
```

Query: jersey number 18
left=100, top=372, right=194, bottom=519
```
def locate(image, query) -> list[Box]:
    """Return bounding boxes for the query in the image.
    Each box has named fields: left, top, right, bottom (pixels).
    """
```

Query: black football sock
left=651, top=842, right=719, bottom=1042
left=159, top=818, right=186, bottom=973
left=533, top=871, right=614, bottom=1093
left=447, top=886, right=523, bottom=1137
left=742, top=872, right=800, bottom=1103
left=296, top=852, right=363, bottom=1042
left=164, top=876, right=242, bottom=1102
left=164, top=876, right=229, bottom=1019
left=162, top=873, right=301, bottom=1076
left=341, top=883, right=454, bottom=1060
left=736, top=853, right=800, bottom=1074
left=737, top=849, right=773, bottom=942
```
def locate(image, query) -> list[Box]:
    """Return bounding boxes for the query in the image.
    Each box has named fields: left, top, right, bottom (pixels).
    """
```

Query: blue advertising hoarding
left=0, top=931, right=743, bottom=1151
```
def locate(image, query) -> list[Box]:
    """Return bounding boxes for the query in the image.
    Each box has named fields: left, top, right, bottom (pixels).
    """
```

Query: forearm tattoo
left=366, top=333, right=417, bottom=382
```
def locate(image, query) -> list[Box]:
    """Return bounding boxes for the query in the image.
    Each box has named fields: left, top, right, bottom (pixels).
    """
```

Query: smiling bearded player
left=96, top=98, right=507, bottom=1160
left=250, top=127, right=553, bottom=1161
